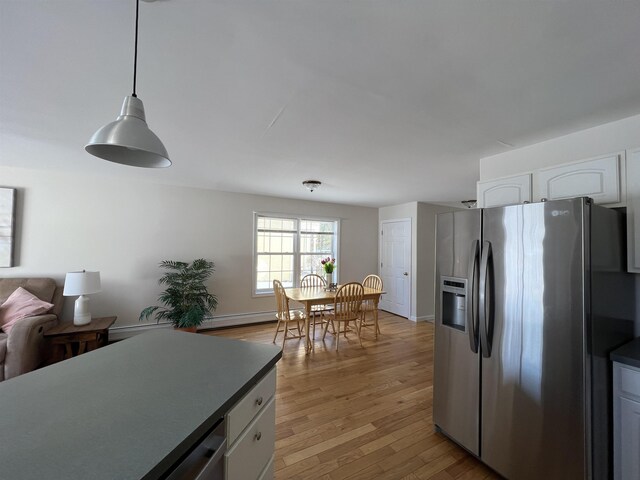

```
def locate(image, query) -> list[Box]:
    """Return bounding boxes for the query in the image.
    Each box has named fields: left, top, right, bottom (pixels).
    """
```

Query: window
left=254, top=214, right=339, bottom=294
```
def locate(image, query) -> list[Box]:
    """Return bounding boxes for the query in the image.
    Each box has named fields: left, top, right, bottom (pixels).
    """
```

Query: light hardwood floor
left=206, top=311, right=500, bottom=480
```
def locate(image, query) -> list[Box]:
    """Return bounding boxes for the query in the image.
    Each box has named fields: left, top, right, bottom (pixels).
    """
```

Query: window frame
left=252, top=212, right=340, bottom=296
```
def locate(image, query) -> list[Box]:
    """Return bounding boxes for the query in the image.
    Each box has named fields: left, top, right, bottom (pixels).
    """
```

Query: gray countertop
left=0, top=330, right=281, bottom=480
left=611, top=337, right=640, bottom=369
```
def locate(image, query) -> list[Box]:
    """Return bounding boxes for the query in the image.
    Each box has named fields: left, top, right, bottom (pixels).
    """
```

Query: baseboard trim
left=410, top=314, right=434, bottom=322
left=109, top=311, right=276, bottom=341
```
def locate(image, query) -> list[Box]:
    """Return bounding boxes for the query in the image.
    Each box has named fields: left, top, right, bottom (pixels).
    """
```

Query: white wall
left=0, top=166, right=378, bottom=332
left=416, top=202, right=457, bottom=321
left=480, top=113, right=640, bottom=180
left=378, top=202, right=455, bottom=321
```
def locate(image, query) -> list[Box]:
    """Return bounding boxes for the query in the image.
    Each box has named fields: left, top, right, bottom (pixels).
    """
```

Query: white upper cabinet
left=535, top=153, right=622, bottom=205
left=626, top=148, right=640, bottom=272
left=477, top=173, right=532, bottom=208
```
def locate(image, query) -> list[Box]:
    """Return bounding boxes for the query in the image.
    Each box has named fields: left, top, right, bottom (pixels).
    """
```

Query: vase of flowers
left=321, top=257, right=337, bottom=290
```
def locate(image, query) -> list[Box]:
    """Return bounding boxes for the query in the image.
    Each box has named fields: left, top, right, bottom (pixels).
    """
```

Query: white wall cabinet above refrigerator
left=477, top=153, right=624, bottom=209
left=625, top=148, right=640, bottom=272
left=476, top=173, right=532, bottom=208
left=536, top=153, right=622, bottom=205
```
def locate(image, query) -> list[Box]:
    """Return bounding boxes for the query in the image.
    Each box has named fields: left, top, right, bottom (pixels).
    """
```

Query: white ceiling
left=2, top=1, right=640, bottom=207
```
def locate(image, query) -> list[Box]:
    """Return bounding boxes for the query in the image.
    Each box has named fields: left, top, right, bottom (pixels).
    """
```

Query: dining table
left=286, top=285, right=385, bottom=353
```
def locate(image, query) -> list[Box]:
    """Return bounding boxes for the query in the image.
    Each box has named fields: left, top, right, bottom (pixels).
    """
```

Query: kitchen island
left=0, top=330, right=281, bottom=480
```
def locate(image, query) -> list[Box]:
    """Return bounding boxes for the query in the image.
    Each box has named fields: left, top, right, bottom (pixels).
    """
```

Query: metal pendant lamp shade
left=86, top=0, right=171, bottom=168
left=85, top=96, right=170, bottom=168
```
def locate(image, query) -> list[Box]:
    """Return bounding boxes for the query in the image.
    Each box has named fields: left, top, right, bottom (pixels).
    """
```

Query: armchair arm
left=4, top=314, right=58, bottom=379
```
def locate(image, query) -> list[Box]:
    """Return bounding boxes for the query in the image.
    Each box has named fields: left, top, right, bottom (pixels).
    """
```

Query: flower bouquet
left=321, top=257, right=337, bottom=290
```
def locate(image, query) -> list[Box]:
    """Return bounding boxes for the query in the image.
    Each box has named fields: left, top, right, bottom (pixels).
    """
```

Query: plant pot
left=175, top=326, right=198, bottom=333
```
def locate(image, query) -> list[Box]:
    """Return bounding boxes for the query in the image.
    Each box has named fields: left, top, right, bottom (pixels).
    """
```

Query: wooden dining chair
left=300, top=273, right=335, bottom=348
left=272, top=279, right=306, bottom=351
left=361, top=274, right=383, bottom=338
left=322, top=282, right=364, bottom=351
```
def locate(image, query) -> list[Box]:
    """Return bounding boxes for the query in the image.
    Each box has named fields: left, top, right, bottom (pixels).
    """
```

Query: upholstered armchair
left=0, top=278, right=63, bottom=381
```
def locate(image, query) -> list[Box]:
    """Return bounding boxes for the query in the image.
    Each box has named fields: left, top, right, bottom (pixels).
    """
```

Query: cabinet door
left=619, top=397, right=640, bottom=480
left=627, top=148, right=640, bottom=272
left=614, top=363, right=640, bottom=480
left=226, top=368, right=276, bottom=445
left=225, top=397, right=276, bottom=480
left=476, top=173, right=532, bottom=208
left=536, top=154, right=621, bottom=204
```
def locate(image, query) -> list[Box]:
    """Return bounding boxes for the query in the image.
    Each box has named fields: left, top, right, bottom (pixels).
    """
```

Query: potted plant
left=321, top=257, right=337, bottom=290
left=139, top=259, right=218, bottom=332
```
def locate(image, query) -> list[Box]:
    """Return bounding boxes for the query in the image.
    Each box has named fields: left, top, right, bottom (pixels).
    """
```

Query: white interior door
left=379, top=219, right=411, bottom=318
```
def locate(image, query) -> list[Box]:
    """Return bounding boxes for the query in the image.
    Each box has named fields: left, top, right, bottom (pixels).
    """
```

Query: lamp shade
left=63, top=271, right=102, bottom=296
left=85, top=96, right=171, bottom=168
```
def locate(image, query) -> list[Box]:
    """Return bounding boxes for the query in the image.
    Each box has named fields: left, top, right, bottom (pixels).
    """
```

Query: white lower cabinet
left=225, top=397, right=276, bottom=479
left=225, top=367, right=277, bottom=480
left=257, top=455, right=275, bottom=480
left=613, top=362, right=640, bottom=480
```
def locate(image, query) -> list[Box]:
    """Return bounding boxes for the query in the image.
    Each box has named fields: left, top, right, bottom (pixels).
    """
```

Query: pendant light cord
left=132, top=0, right=139, bottom=97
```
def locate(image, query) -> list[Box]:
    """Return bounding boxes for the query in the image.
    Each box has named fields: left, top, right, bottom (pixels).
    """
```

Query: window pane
left=300, top=254, right=326, bottom=277
left=257, top=216, right=296, bottom=232
left=257, top=254, right=271, bottom=272
left=300, top=233, right=333, bottom=253
left=257, top=232, right=294, bottom=254
left=256, top=253, right=295, bottom=291
left=300, top=220, right=335, bottom=233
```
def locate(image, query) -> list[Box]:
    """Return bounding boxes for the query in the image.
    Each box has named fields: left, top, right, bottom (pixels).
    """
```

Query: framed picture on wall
left=0, top=187, right=16, bottom=268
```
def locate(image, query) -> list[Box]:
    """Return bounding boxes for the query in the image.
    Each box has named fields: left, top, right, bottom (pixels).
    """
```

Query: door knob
left=403, top=272, right=408, bottom=276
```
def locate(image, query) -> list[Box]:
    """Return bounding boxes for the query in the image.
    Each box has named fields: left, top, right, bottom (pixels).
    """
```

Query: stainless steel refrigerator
left=433, top=197, right=636, bottom=479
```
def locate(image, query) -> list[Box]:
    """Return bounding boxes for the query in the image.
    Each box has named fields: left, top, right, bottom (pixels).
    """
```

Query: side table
left=45, top=316, right=117, bottom=362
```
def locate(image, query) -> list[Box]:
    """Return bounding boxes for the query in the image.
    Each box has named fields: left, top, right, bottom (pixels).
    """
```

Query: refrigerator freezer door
left=433, top=209, right=481, bottom=455
left=481, top=199, right=587, bottom=479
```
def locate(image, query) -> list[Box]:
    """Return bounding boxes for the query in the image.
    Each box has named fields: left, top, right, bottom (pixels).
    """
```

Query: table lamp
left=63, top=270, right=101, bottom=326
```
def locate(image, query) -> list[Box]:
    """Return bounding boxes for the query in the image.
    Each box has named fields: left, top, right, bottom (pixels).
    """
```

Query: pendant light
left=85, top=0, right=171, bottom=168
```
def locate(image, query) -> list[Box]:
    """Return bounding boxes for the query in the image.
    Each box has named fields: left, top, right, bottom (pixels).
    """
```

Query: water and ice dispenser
left=440, top=277, right=467, bottom=331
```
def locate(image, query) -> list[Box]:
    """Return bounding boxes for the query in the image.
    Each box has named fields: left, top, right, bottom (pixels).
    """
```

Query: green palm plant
left=140, top=259, right=218, bottom=329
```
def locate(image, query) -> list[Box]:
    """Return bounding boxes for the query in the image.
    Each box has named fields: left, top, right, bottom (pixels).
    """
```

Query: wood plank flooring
left=205, top=311, right=500, bottom=480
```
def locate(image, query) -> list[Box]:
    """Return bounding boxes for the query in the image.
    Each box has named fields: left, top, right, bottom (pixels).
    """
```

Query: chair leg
left=311, top=314, right=317, bottom=351
left=374, top=311, right=380, bottom=338
left=322, top=319, right=330, bottom=341
left=272, top=319, right=281, bottom=344
left=335, top=322, right=340, bottom=351
left=312, top=313, right=316, bottom=340
left=281, top=322, right=287, bottom=350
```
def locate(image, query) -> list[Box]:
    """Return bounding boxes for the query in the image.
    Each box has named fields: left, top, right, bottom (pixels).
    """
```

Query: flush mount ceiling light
left=461, top=200, right=477, bottom=208
left=85, top=0, right=171, bottom=168
left=303, top=180, right=322, bottom=192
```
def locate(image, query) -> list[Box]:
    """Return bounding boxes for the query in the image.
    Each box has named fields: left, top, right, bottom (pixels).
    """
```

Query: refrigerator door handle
left=479, top=240, right=493, bottom=358
left=466, top=240, right=480, bottom=353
